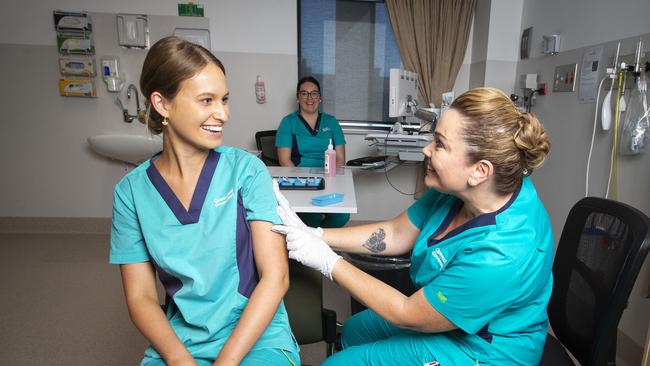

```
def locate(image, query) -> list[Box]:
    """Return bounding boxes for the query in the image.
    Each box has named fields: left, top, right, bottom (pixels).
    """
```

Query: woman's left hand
left=272, top=225, right=341, bottom=280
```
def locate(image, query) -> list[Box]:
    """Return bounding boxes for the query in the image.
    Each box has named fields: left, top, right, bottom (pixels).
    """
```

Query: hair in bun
left=450, top=87, right=550, bottom=194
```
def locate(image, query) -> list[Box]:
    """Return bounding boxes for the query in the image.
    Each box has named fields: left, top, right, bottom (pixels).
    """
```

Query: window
left=299, top=0, right=403, bottom=130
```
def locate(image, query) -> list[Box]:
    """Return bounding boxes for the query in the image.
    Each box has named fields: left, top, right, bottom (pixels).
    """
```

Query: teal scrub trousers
left=142, top=348, right=299, bottom=366
left=322, top=309, right=474, bottom=366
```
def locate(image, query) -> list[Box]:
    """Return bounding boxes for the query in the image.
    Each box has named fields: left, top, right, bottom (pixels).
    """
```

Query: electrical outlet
left=553, top=63, right=578, bottom=92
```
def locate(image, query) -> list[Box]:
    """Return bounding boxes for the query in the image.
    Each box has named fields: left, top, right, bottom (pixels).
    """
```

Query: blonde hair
left=451, top=87, right=551, bottom=194
left=140, top=36, right=225, bottom=134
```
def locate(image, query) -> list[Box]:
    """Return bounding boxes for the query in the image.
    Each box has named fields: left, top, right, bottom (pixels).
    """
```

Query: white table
left=267, top=166, right=357, bottom=214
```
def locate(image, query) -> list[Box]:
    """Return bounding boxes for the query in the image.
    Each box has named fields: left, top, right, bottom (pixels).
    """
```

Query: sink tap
left=115, top=97, right=134, bottom=123
left=126, top=84, right=145, bottom=123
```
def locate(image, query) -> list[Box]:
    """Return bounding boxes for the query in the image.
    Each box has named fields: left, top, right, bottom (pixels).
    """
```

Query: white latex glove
left=273, top=181, right=323, bottom=238
left=272, top=224, right=341, bottom=280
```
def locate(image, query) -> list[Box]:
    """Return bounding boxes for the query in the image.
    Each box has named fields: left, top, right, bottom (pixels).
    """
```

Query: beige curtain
left=385, top=0, right=476, bottom=107
left=386, top=0, right=475, bottom=198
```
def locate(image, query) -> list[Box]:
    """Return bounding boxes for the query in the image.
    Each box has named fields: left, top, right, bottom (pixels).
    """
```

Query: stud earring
left=162, top=117, right=169, bottom=126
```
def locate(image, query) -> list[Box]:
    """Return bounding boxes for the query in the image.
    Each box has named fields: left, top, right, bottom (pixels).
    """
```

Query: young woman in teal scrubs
left=109, top=36, right=298, bottom=366
left=275, top=76, right=349, bottom=228
left=274, top=87, right=553, bottom=365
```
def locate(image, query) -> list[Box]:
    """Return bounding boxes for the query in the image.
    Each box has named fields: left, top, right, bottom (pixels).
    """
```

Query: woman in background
left=275, top=87, right=553, bottom=365
left=109, top=36, right=298, bottom=366
left=275, top=76, right=349, bottom=228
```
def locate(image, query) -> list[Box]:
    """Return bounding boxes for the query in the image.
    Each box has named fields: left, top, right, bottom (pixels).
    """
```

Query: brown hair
left=451, top=87, right=550, bottom=194
left=140, top=36, right=225, bottom=134
left=296, top=76, right=321, bottom=95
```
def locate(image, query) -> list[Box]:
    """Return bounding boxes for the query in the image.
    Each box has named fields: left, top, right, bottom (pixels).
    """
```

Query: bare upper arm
left=399, top=289, right=457, bottom=333
left=385, top=211, right=421, bottom=255
left=335, top=145, right=345, bottom=165
left=249, top=220, right=289, bottom=284
left=388, top=214, right=454, bottom=331
left=277, top=147, right=293, bottom=166
left=120, top=262, right=159, bottom=304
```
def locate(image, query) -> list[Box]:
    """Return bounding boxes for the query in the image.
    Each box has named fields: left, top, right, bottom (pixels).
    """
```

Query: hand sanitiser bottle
left=255, top=75, right=266, bottom=104
left=324, top=139, right=337, bottom=177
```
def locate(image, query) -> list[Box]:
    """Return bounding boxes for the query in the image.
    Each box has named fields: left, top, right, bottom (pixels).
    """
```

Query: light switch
left=552, top=63, right=578, bottom=92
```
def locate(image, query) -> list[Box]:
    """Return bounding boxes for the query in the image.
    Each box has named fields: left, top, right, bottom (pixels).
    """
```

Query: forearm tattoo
left=363, top=228, right=387, bottom=253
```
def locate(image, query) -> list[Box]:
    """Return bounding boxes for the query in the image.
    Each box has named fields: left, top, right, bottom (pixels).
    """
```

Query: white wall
left=467, top=0, right=523, bottom=95
left=0, top=0, right=297, bottom=55
left=518, top=0, right=650, bottom=357
left=486, top=0, right=522, bottom=62
left=521, top=0, right=650, bottom=58
left=0, top=0, right=298, bottom=218
left=0, top=0, right=423, bottom=221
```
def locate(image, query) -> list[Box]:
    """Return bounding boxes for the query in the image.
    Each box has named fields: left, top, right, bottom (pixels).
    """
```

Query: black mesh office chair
left=255, top=130, right=280, bottom=166
left=284, top=260, right=339, bottom=361
left=541, top=197, right=650, bottom=366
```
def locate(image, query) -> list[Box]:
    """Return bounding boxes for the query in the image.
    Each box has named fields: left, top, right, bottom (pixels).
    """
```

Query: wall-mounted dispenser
left=542, top=34, right=561, bottom=55
left=54, top=10, right=97, bottom=98
left=100, top=56, right=124, bottom=92
left=116, top=14, right=149, bottom=49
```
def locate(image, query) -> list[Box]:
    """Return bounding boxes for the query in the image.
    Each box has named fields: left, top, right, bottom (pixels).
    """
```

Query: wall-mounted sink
left=87, top=134, right=163, bottom=165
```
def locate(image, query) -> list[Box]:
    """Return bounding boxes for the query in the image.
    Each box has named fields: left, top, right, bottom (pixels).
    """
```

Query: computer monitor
left=388, top=68, right=419, bottom=118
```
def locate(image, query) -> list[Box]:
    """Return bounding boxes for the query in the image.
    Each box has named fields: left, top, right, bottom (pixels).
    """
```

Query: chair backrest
left=549, top=197, right=650, bottom=365
left=255, top=130, right=280, bottom=166
left=283, top=259, right=325, bottom=344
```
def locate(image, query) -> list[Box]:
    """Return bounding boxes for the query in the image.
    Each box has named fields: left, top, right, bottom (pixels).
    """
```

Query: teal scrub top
left=109, top=146, right=298, bottom=362
left=275, top=111, right=346, bottom=167
left=407, top=177, right=554, bottom=365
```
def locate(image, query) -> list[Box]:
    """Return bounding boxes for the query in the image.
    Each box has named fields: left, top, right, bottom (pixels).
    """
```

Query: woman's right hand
left=273, top=181, right=323, bottom=238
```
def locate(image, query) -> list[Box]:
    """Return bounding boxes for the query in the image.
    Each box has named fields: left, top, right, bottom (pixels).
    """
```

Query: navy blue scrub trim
left=290, top=135, right=302, bottom=166
left=298, top=112, right=321, bottom=136
left=151, top=259, right=183, bottom=298
left=427, top=183, right=523, bottom=247
left=235, top=190, right=259, bottom=297
left=146, top=149, right=221, bottom=225
left=476, top=324, right=493, bottom=344
left=427, top=199, right=463, bottom=247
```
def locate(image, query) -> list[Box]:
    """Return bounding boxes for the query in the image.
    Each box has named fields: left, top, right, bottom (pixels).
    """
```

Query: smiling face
left=421, top=108, right=476, bottom=194
left=297, top=81, right=321, bottom=115
left=162, top=63, right=230, bottom=152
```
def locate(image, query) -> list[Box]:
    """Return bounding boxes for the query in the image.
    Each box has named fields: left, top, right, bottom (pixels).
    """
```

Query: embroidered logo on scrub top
left=431, top=248, right=447, bottom=270
left=321, top=127, right=331, bottom=132
left=213, top=189, right=234, bottom=207
left=436, top=291, right=448, bottom=304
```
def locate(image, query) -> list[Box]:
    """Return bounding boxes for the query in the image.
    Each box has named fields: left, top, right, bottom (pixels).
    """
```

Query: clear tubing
left=606, top=70, right=624, bottom=199
left=586, top=76, right=608, bottom=196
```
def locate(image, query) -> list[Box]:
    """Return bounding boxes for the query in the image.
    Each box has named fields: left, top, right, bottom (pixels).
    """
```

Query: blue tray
left=311, top=193, right=344, bottom=206
left=273, top=176, right=325, bottom=190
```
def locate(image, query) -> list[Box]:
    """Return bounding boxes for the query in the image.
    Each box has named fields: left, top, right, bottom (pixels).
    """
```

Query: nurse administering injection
left=275, top=87, right=554, bottom=365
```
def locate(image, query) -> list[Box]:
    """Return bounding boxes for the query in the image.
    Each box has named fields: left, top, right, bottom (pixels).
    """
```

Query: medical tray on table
left=273, top=176, right=325, bottom=190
